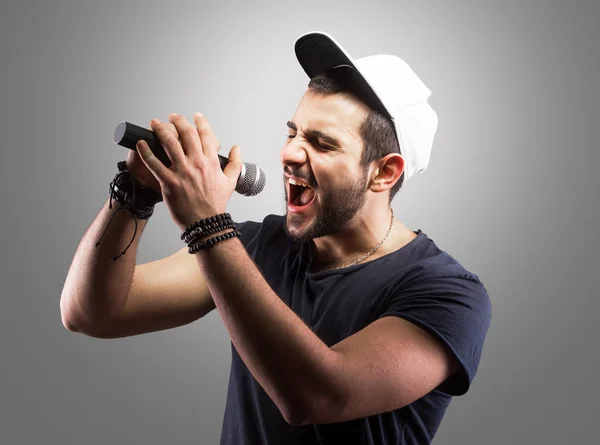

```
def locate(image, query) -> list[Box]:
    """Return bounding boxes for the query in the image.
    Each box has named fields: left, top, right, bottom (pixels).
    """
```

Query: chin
left=284, top=212, right=313, bottom=242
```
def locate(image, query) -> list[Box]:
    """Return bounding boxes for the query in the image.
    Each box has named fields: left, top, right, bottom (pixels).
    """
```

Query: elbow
left=60, top=305, right=88, bottom=334
left=60, top=294, right=81, bottom=332
left=274, top=393, right=313, bottom=426
left=61, top=312, right=79, bottom=333
left=281, top=404, right=311, bottom=426
left=59, top=293, right=96, bottom=336
left=289, top=385, right=353, bottom=426
left=281, top=393, right=337, bottom=426
left=60, top=300, right=117, bottom=339
left=61, top=311, right=105, bottom=337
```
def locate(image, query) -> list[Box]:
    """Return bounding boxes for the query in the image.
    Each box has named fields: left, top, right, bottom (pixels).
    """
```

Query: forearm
left=194, top=237, right=340, bottom=423
left=60, top=197, right=149, bottom=331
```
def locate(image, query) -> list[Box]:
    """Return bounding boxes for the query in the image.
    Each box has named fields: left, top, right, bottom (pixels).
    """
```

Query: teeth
left=289, top=177, right=310, bottom=188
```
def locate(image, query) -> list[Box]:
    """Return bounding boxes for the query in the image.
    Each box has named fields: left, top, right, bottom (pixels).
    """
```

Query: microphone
left=113, top=121, right=266, bottom=196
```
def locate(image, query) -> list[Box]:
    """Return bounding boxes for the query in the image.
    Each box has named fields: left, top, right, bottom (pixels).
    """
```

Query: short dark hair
left=307, top=71, right=404, bottom=202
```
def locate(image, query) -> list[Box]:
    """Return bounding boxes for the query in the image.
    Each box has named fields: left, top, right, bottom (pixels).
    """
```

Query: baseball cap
left=294, top=31, right=438, bottom=183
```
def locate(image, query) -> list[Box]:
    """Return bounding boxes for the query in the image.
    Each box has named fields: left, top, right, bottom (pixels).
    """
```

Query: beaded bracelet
left=188, top=229, right=241, bottom=254
left=180, top=213, right=232, bottom=241
left=183, top=216, right=234, bottom=244
left=186, top=222, right=237, bottom=247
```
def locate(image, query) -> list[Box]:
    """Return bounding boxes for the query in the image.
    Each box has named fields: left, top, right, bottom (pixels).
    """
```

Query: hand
left=135, top=112, right=242, bottom=232
left=125, top=119, right=182, bottom=193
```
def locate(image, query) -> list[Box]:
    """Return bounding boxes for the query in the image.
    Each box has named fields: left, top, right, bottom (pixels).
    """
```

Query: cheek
left=324, top=162, right=361, bottom=188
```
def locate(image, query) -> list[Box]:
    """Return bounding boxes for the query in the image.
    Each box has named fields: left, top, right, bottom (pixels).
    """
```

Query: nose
left=280, top=137, right=308, bottom=167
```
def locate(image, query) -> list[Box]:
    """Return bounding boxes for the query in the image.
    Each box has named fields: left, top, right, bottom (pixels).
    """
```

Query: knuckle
left=163, top=131, right=178, bottom=144
left=185, top=167, right=199, bottom=181
left=162, top=174, right=176, bottom=188
left=182, top=126, right=197, bottom=137
left=191, top=156, right=206, bottom=169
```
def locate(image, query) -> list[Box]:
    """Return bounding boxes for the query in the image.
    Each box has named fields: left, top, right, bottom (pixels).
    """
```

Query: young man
left=60, top=32, right=491, bottom=445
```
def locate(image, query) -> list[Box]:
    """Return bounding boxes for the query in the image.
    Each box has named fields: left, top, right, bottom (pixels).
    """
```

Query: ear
left=369, top=154, right=405, bottom=193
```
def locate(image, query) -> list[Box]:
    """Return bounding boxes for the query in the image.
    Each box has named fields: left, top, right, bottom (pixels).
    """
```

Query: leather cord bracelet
left=95, top=161, right=163, bottom=261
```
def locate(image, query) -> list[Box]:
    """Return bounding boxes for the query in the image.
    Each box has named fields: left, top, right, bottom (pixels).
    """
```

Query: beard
left=283, top=165, right=370, bottom=243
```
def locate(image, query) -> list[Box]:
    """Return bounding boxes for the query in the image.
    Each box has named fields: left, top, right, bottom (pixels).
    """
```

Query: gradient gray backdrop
left=1, top=0, right=598, bottom=443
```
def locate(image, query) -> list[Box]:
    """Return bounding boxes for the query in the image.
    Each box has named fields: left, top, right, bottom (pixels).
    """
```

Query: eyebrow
left=287, top=121, right=342, bottom=148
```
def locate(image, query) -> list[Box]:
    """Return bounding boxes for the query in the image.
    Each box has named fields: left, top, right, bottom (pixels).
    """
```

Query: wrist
left=188, top=228, right=241, bottom=254
left=113, top=161, right=163, bottom=213
left=182, top=215, right=235, bottom=244
left=180, top=213, right=239, bottom=254
left=191, top=226, right=235, bottom=245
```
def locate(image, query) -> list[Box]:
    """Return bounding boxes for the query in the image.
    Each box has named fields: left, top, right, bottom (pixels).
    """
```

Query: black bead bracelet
left=183, top=217, right=234, bottom=244
left=186, top=222, right=237, bottom=247
left=180, top=213, right=232, bottom=241
left=188, top=229, right=241, bottom=254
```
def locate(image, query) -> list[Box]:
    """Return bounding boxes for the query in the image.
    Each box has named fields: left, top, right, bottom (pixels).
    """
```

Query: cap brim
left=295, top=32, right=393, bottom=121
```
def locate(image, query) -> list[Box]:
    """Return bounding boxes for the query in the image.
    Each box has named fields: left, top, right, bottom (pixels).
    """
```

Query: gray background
left=1, top=0, right=598, bottom=443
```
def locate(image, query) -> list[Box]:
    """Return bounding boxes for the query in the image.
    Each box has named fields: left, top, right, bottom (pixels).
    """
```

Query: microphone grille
left=237, top=163, right=266, bottom=196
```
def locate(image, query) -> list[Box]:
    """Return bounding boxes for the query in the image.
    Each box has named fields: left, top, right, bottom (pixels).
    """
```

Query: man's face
left=280, top=90, right=371, bottom=242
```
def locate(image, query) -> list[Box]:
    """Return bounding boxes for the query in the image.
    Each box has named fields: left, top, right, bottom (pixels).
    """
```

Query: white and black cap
left=295, top=31, right=438, bottom=182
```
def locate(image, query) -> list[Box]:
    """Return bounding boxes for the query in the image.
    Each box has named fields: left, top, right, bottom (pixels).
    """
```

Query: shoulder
left=375, top=230, right=488, bottom=298
left=397, top=231, right=489, bottom=294
left=384, top=234, right=491, bottom=321
left=407, top=234, right=491, bottom=320
left=378, top=233, right=492, bottom=395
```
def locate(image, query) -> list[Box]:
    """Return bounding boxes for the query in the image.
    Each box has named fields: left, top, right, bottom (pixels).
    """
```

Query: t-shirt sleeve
left=379, top=270, right=492, bottom=396
left=232, top=220, right=263, bottom=250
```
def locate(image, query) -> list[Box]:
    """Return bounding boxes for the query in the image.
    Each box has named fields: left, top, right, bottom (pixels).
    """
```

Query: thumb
left=223, top=145, right=243, bottom=180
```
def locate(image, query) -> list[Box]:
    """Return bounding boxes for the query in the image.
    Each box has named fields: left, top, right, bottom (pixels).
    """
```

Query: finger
left=151, top=120, right=186, bottom=167
left=136, top=140, right=172, bottom=181
left=223, top=145, right=243, bottom=182
left=168, top=113, right=201, bottom=160
left=152, top=119, right=179, bottom=140
left=193, top=112, right=221, bottom=158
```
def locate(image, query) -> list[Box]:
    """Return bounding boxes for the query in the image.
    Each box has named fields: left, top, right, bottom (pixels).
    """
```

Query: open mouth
left=288, top=177, right=316, bottom=211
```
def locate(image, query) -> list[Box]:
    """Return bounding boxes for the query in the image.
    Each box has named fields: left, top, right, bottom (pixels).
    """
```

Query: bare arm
left=60, top=197, right=215, bottom=338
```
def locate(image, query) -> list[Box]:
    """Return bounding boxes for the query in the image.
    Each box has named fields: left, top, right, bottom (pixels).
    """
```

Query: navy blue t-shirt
left=220, top=214, right=491, bottom=445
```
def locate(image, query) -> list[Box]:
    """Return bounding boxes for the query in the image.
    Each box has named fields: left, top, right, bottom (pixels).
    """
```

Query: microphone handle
left=114, top=121, right=228, bottom=170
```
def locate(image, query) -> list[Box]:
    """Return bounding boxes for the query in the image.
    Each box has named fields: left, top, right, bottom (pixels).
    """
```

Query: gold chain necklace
left=336, top=207, right=395, bottom=270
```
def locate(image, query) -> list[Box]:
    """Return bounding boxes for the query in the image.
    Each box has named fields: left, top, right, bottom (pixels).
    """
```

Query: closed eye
left=287, top=134, right=331, bottom=151
left=311, top=140, right=332, bottom=151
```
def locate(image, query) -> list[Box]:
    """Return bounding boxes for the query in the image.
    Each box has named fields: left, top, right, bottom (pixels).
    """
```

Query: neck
left=310, top=206, right=413, bottom=272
